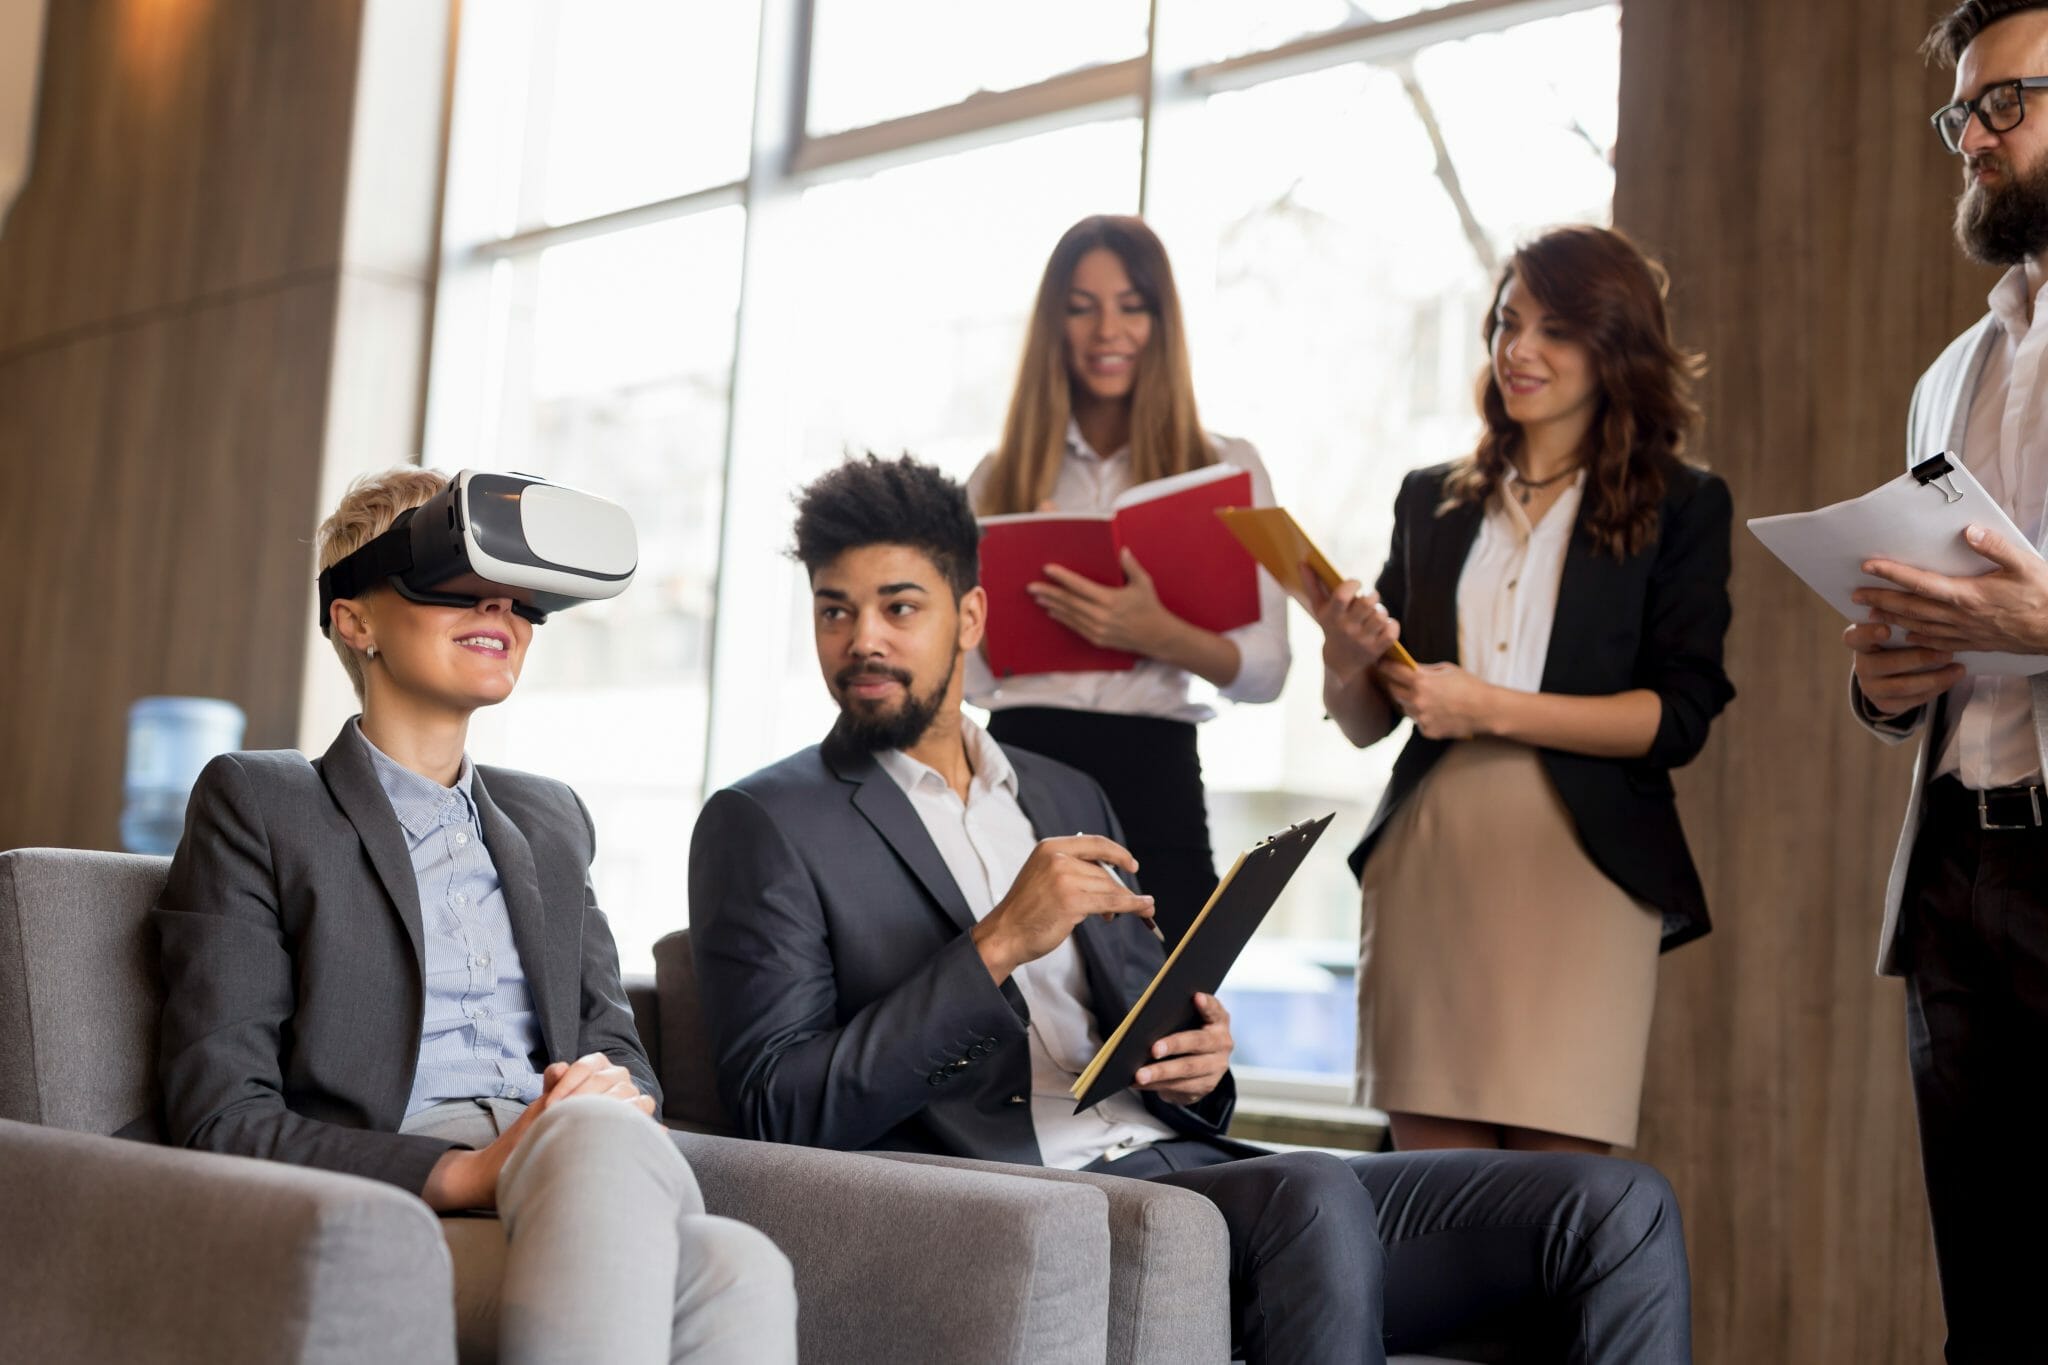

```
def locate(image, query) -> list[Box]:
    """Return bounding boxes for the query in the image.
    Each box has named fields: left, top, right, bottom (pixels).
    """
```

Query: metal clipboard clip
left=1912, top=451, right=1964, bottom=504
left=1256, top=815, right=1332, bottom=858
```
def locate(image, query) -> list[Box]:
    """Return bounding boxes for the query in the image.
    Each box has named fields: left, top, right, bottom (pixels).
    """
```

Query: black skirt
left=985, top=706, right=1219, bottom=946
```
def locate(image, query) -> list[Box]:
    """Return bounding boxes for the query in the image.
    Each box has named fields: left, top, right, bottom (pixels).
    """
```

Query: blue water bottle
left=120, top=697, right=247, bottom=854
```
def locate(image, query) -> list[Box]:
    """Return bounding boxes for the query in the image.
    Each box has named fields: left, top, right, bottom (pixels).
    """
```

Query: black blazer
left=687, top=730, right=1243, bottom=1164
left=152, top=721, right=655, bottom=1193
left=1349, top=457, right=1735, bottom=950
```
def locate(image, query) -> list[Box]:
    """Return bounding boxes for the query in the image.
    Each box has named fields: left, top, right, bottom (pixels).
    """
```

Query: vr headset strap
left=316, top=507, right=420, bottom=635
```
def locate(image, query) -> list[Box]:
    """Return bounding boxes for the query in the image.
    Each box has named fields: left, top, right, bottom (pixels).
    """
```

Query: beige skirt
left=1355, top=739, right=1662, bottom=1147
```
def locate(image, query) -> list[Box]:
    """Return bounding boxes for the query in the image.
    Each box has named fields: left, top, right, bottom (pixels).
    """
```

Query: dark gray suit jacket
left=153, top=720, right=654, bottom=1194
left=688, top=729, right=1238, bottom=1165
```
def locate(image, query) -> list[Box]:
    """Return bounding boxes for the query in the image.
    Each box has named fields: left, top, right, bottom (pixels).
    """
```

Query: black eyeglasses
left=1932, top=76, right=2048, bottom=153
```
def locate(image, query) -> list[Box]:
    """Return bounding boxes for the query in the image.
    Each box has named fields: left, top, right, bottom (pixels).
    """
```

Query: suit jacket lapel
left=828, top=738, right=979, bottom=936
left=470, top=770, right=564, bottom=1058
left=318, top=721, right=425, bottom=971
left=1418, top=497, right=1483, bottom=666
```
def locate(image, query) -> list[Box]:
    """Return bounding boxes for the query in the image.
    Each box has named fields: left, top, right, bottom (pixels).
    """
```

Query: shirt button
left=1497, top=642, right=1508, bottom=652
left=455, top=832, right=468, bottom=846
left=1507, top=579, right=1518, bottom=590
left=454, top=893, right=467, bottom=905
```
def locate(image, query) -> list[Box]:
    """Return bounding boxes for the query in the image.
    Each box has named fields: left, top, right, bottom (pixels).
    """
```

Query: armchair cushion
left=1, top=1117, right=455, bottom=1365
left=652, top=928, right=737, bottom=1133
left=0, top=848, right=169, bottom=1135
left=673, top=1128, right=1112, bottom=1364
left=874, top=1151, right=1230, bottom=1365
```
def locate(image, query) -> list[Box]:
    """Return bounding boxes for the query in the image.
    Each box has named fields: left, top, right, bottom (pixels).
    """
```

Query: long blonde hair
left=979, top=216, right=1210, bottom=514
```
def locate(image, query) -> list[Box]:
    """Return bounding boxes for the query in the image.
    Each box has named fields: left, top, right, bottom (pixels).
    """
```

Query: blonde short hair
left=315, top=467, right=448, bottom=702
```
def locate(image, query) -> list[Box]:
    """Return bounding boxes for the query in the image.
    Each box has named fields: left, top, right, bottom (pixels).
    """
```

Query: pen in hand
left=1078, top=831, right=1167, bottom=944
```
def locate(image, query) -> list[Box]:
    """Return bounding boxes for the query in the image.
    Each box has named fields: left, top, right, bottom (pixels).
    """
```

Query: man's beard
left=1956, top=150, right=2048, bottom=265
left=830, top=652, right=957, bottom=753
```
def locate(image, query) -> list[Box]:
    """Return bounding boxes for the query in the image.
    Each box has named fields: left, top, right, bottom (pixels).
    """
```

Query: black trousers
left=986, top=706, right=1219, bottom=947
left=1085, top=1138, right=1690, bottom=1364
left=1901, top=777, right=2048, bottom=1364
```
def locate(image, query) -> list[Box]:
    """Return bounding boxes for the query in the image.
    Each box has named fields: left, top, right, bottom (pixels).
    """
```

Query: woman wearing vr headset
left=967, top=215, right=1290, bottom=945
left=151, top=469, right=797, bottom=1364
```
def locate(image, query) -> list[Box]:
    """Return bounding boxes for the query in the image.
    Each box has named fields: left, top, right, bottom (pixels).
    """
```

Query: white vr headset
left=318, top=470, right=637, bottom=635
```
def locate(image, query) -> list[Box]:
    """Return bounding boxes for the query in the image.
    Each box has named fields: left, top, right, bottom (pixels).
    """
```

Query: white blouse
left=1455, top=469, right=1585, bottom=691
left=964, top=423, right=1291, bottom=724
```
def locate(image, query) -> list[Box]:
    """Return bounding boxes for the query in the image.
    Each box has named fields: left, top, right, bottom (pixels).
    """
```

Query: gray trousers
left=401, top=1097, right=796, bottom=1365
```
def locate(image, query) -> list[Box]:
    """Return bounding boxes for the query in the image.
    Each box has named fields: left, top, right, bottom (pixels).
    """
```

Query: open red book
left=978, top=463, right=1259, bottom=678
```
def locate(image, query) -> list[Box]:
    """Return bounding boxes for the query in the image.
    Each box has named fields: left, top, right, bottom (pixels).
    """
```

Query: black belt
left=1929, top=775, right=2048, bottom=831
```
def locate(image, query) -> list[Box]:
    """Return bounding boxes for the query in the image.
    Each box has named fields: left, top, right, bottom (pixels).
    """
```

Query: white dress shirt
left=1934, top=261, right=2048, bottom=789
left=964, top=423, right=1291, bottom=722
left=875, top=720, right=1179, bottom=1169
left=1455, top=470, right=1585, bottom=689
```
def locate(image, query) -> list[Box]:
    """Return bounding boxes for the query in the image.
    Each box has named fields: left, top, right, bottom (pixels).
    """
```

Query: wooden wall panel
left=0, top=0, right=367, bottom=852
left=1616, top=2, right=1993, bottom=1359
left=0, top=0, right=361, bottom=353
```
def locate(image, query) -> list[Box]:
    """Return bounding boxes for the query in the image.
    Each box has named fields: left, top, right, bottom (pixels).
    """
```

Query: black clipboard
left=1070, top=813, right=1334, bottom=1112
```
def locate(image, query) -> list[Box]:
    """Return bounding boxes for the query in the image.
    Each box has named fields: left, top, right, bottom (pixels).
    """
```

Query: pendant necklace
left=1513, top=463, right=1581, bottom=506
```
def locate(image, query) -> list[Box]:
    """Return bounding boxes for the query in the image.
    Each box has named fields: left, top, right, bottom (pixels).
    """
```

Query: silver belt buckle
left=1977, top=786, right=2044, bottom=830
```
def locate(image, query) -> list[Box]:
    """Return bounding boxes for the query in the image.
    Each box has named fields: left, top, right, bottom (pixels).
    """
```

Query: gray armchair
left=0, top=847, right=1116, bottom=1364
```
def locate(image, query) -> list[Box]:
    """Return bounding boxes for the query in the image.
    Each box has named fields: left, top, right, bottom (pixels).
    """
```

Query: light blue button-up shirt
left=359, top=725, right=546, bottom=1117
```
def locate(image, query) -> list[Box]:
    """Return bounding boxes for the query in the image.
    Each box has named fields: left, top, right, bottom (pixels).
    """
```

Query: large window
left=425, top=0, right=1620, bottom=1097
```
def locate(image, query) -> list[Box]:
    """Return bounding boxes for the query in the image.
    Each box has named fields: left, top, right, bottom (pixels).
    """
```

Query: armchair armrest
left=0, top=1118, right=454, bottom=1365
left=668, top=1129, right=1111, bottom=1365
left=871, top=1151, right=1230, bottom=1365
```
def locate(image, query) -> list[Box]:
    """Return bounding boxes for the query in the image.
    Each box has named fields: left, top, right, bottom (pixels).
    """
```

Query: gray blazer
left=687, top=728, right=1239, bottom=1165
left=153, top=720, right=654, bottom=1193
left=1851, top=310, right=2048, bottom=976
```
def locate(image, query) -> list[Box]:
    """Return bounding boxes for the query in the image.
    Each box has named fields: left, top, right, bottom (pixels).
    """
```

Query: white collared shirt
left=874, top=720, right=1179, bottom=1169
left=963, top=424, right=1291, bottom=722
left=1455, top=470, right=1585, bottom=689
left=1934, top=261, right=2048, bottom=789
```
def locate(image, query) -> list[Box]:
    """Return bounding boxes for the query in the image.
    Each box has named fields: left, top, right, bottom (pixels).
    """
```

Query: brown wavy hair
left=978, top=216, right=1210, bottom=515
left=1441, top=225, right=1705, bottom=559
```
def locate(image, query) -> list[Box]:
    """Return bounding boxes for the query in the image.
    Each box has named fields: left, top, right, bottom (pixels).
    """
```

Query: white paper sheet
left=1747, top=459, right=2048, bottom=677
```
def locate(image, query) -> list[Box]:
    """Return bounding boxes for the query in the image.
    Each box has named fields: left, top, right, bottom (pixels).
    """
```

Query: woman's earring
left=366, top=645, right=378, bottom=661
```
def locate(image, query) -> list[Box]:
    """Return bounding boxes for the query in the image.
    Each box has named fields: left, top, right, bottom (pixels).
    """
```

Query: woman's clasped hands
left=421, top=1051, right=655, bottom=1211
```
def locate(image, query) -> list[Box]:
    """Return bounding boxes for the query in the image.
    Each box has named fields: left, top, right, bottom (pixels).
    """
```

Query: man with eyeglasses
left=1843, top=3, right=2048, bottom=1359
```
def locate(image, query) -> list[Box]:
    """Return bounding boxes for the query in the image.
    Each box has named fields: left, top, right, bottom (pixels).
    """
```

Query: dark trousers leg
left=1361, top=1149, right=1690, bottom=1364
left=1105, top=1142, right=1690, bottom=1365
left=1900, top=812, right=2048, bottom=1363
left=986, top=707, right=1219, bottom=944
left=1111, top=1145, right=1382, bottom=1365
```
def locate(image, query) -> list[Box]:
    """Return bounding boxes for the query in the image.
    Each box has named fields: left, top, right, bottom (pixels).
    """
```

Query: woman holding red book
left=1312, top=226, right=1733, bottom=1155
left=967, top=214, right=1290, bottom=946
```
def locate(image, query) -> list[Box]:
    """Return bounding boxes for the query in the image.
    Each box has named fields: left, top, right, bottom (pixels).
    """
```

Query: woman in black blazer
left=1310, top=226, right=1733, bottom=1155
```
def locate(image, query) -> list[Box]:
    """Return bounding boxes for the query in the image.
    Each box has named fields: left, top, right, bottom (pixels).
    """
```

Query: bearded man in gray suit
left=689, top=453, right=1694, bottom=1365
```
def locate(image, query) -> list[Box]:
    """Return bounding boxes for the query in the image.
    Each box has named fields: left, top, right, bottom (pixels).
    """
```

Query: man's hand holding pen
left=970, top=835, right=1156, bottom=985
